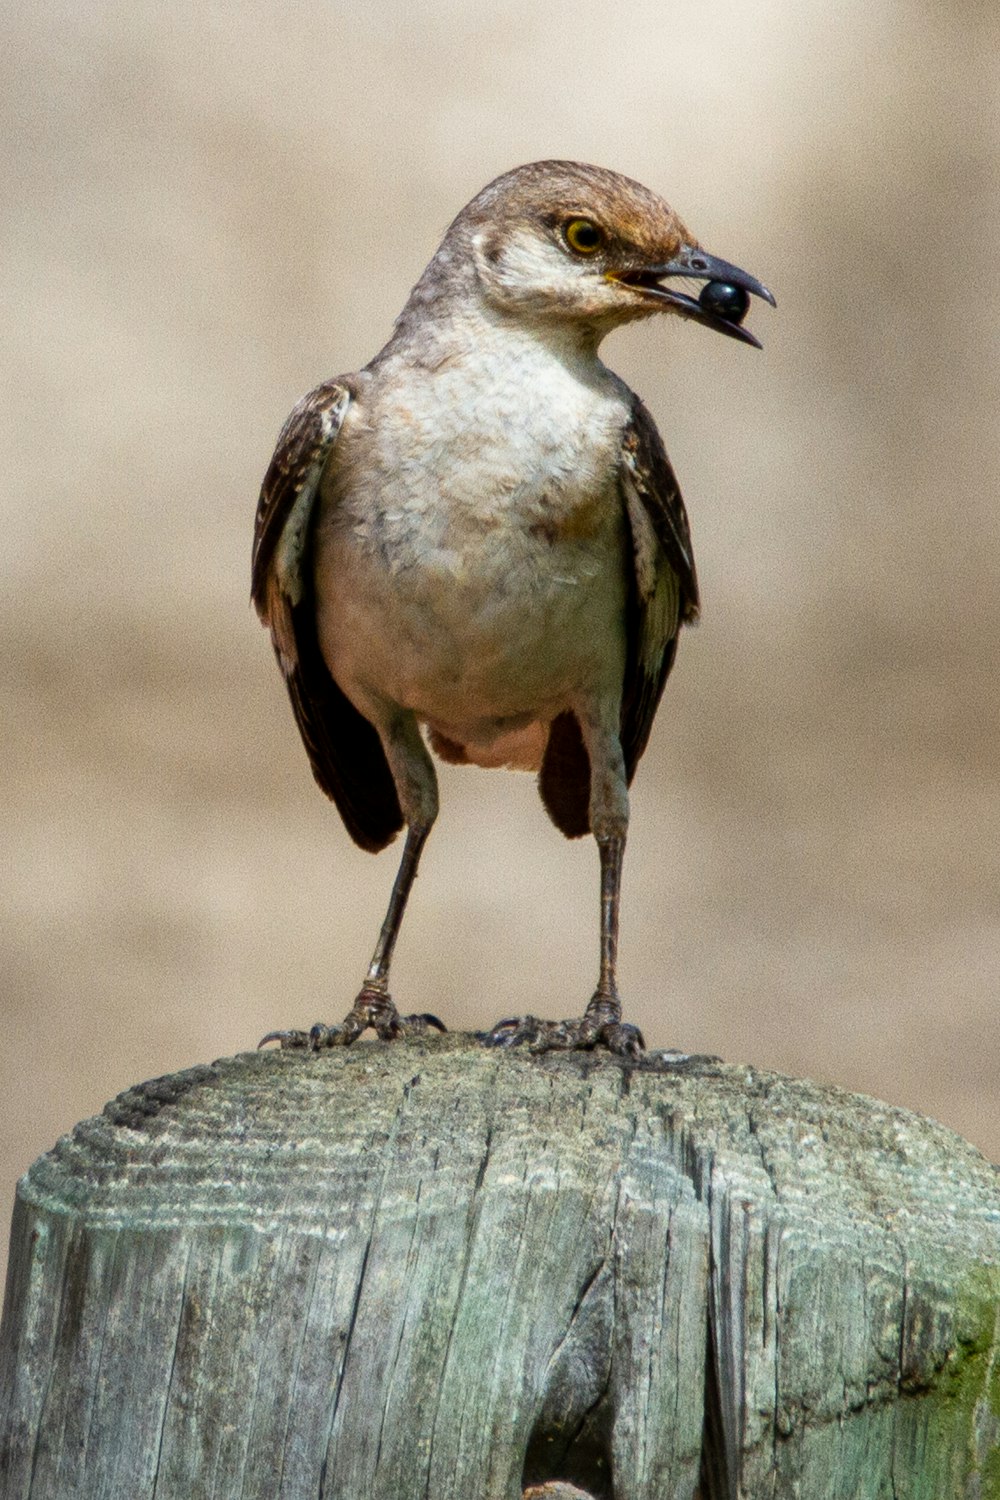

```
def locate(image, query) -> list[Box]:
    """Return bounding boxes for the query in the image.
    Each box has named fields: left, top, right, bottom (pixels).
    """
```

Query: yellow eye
left=564, top=218, right=604, bottom=255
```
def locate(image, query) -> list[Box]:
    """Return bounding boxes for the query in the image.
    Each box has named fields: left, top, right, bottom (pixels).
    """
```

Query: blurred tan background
left=2, top=0, right=998, bottom=1278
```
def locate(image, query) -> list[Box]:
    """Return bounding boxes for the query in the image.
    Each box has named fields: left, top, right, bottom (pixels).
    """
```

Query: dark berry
left=699, top=280, right=750, bottom=324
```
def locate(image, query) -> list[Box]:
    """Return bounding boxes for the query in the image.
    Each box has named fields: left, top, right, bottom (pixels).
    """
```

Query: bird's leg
left=302, top=822, right=447, bottom=1046
left=483, top=713, right=644, bottom=1057
left=261, top=713, right=445, bottom=1050
left=580, top=830, right=632, bottom=1038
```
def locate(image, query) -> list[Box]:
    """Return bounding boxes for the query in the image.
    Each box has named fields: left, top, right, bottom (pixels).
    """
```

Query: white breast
left=313, top=336, right=632, bottom=767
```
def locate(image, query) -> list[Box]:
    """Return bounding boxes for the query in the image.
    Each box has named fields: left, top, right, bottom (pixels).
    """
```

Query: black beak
left=615, top=246, right=776, bottom=348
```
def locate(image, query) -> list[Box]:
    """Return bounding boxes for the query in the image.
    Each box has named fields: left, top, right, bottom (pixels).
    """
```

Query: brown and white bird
left=253, top=160, right=773, bottom=1056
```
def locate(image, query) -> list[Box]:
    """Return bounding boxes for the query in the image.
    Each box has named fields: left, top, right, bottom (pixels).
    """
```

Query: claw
left=258, top=1028, right=313, bottom=1050
left=258, top=999, right=447, bottom=1051
left=479, top=1016, right=544, bottom=1049
left=603, top=1022, right=645, bottom=1057
left=402, top=1012, right=448, bottom=1035
left=481, top=1008, right=645, bottom=1057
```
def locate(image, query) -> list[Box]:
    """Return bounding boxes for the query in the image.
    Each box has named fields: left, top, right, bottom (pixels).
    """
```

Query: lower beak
left=612, top=246, right=776, bottom=348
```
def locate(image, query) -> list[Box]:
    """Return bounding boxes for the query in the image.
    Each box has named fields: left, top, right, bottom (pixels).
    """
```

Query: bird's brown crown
left=457, top=159, right=692, bottom=266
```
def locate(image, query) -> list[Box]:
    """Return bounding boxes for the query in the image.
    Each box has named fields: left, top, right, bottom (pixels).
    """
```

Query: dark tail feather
left=538, top=711, right=591, bottom=838
left=285, top=631, right=403, bottom=853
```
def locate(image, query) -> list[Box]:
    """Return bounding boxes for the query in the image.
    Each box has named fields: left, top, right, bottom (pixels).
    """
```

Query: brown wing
left=252, top=379, right=403, bottom=852
left=618, top=395, right=699, bottom=778
left=538, top=397, right=698, bottom=838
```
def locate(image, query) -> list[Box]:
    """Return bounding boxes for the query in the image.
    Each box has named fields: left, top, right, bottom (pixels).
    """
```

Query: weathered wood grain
left=2, top=1034, right=999, bottom=1498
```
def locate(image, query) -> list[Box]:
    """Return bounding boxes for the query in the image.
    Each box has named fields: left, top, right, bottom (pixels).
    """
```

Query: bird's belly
left=314, top=503, right=628, bottom=766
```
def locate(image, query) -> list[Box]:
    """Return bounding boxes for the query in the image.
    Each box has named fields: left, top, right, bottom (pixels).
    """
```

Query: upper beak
left=612, top=246, right=776, bottom=348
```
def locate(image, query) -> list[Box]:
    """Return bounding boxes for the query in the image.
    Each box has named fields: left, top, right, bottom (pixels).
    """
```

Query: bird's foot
left=481, top=995, right=643, bottom=1058
left=259, top=984, right=446, bottom=1050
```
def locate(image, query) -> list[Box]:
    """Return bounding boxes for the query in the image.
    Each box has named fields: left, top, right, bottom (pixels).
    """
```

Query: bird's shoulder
left=611, top=393, right=701, bottom=782
left=619, top=394, right=700, bottom=622
left=251, top=375, right=356, bottom=621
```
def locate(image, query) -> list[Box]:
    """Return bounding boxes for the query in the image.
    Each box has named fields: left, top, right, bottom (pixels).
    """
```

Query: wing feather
left=619, top=396, right=699, bottom=778
left=253, top=379, right=403, bottom=852
left=538, top=397, right=698, bottom=838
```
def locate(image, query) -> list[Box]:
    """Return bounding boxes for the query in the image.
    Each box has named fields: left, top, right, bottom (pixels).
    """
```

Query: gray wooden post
left=2, top=1033, right=1000, bottom=1499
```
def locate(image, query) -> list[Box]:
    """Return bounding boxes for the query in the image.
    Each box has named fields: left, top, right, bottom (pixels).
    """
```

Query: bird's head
left=439, top=160, right=774, bottom=348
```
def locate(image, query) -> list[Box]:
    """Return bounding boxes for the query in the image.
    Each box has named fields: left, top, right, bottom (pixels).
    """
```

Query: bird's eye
left=564, top=219, right=604, bottom=255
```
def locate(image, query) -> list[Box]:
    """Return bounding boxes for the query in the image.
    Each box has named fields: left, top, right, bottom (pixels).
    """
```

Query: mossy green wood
left=1, top=1035, right=999, bottom=1498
